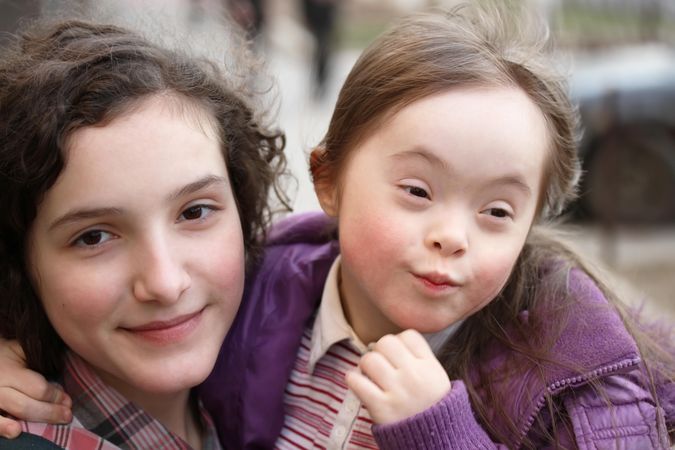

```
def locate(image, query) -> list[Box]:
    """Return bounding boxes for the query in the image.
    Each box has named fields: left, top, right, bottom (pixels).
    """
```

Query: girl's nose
left=425, top=219, right=468, bottom=257
left=132, top=237, right=191, bottom=303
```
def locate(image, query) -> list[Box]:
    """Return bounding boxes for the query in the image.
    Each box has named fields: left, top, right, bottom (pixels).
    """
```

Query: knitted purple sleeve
left=371, top=381, right=508, bottom=450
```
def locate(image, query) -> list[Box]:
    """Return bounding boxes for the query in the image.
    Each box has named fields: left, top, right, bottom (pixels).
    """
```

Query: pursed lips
left=412, top=271, right=463, bottom=288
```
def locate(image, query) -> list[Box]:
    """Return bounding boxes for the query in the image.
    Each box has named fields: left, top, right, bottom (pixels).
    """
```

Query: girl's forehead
left=341, top=85, right=550, bottom=194
left=355, top=83, right=547, bottom=141
left=41, top=96, right=228, bottom=219
left=77, top=93, right=219, bottom=142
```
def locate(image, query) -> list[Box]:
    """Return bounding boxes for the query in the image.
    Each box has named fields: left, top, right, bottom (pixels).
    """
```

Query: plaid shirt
left=20, top=352, right=222, bottom=450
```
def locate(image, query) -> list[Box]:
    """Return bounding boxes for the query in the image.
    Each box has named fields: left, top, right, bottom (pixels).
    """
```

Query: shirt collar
left=62, top=351, right=222, bottom=450
left=307, top=257, right=463, bottom=372
left=308, top=256, right=367, bottom=372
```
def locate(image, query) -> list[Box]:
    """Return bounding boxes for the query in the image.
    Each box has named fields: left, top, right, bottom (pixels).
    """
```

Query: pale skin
left=1, top=94, right=245, bottom=447
left=346, top=330, right=451, bottom=424
left=0, top=86, right=551, bottom=433
left=315, top=86, right=549, bottom=424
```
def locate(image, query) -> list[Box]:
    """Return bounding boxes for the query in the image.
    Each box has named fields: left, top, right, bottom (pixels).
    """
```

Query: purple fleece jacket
left=198, top=212, right=674, bottom=449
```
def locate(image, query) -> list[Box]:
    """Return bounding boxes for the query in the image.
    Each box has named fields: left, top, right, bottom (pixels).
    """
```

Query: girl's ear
left=309, top=147, right=339, bottom=217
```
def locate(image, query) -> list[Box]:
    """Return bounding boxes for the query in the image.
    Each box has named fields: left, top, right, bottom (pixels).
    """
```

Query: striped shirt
left=20, top=352, right=222, bottom=450
left=276, top=257, right=463, bottom=450
left=277, top=257, right=376, bottom=449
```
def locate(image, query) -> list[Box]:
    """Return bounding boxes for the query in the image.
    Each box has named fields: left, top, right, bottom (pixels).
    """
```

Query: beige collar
left=307, top=256, right=463, bottom=372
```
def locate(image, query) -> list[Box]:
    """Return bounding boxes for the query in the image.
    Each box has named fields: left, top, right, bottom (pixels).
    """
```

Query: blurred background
left=1, top=0, right=673, bottom=320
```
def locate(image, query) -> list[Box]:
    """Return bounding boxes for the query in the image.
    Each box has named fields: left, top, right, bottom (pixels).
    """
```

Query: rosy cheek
left=205, top=231, right=245, bottom=302
left=212, top=256, right=244, bottom=299
left=473, top=250, right=519, bottom=301
left=44, top=271, right=118, bottom=318
left=339, top=211, right=402, bottom=275
left=30, top=235, right=109, bottom=308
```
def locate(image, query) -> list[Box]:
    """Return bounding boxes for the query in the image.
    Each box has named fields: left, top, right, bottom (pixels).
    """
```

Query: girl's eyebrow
left=49, top=207, right=123, bottom=231
left=49, top=175, right=229, bottom=231
left=168, top=174, right=229, bottom=200
left=390, top=148, right=449, bottom=171
left=488, top=175, right=533, bottom=197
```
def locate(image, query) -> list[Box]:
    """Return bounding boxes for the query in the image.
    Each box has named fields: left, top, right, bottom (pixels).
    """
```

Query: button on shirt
left=276, top=257, right=460, bottom=450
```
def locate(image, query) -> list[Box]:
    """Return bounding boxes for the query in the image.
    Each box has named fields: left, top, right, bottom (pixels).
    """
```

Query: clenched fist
left=346, top=329, right=451, bottom=424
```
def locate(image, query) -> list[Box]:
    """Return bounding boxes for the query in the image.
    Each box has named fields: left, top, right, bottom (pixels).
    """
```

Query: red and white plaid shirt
left=20, top=352, right=222, bottom=450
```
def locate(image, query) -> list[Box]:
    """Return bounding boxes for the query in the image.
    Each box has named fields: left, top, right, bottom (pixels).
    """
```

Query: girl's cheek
left=476, top=252, right=520, bottom=301
left=339, top=211, right=405, bottom=271
left=39, top=266, right=123, bottom=332
left=203, top=227, right=246, bottom=296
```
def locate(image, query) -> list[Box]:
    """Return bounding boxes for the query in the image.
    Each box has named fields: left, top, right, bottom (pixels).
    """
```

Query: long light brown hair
left=310, top=2, right=674, bottom=448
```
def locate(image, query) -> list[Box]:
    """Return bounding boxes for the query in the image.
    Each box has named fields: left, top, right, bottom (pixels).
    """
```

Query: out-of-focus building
left=0, top=0, right=40, bottom=32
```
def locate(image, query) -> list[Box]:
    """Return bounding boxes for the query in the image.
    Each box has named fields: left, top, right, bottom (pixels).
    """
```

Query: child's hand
left=346, top=329, right=451, bottom=424
left=0, top=338, right=72, bottom=438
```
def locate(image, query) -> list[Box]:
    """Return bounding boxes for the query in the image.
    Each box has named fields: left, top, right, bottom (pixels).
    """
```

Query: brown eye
left=483, top=207, right=512, bottom=219
left=405, top=186, right=429, bottom=198
left=180, top=205, right=218, bottom=222
left=82, top=231, right=103, bottom=245
left=73, top=230, right=114, bottom=247
left=181, top=205, right=205, bottom=220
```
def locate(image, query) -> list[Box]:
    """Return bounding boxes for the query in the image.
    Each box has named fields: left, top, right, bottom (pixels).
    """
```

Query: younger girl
left=0, top=17, right=287, bottom=449
left=270, top=2, right=673, bottom=448
left=2, top=2, right=674, bottom=449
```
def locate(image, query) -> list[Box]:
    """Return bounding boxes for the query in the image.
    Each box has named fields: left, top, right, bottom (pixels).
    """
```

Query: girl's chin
left=391, top=314, right=460, bottom=335
left=123, top=368, right=212, bottom=396
left=92, top=355, right=217, bottom=398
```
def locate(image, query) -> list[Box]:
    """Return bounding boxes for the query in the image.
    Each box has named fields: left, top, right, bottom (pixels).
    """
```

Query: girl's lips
left=414, top=272, right=461, bottom=286
left=413, top=273, right=461, bottom=294
left=122, top=309, right=204, bottom=345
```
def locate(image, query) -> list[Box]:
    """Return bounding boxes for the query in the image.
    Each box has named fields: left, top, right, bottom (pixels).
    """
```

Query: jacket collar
left=473, top=268, right=641, bottom=447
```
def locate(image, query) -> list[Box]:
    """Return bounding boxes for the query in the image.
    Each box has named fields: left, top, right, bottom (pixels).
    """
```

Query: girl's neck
left=338, top=266, right=400, bottom=345
left=95, top=370, right=202, bottom=448
left=131, top=390, right=202, bottom=449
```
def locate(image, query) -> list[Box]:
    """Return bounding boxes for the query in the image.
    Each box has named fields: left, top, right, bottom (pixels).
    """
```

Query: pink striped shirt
left=277, top=258, right=378, bottom=449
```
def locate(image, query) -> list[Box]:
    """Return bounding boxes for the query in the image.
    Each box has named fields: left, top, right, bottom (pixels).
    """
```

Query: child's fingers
left=359, top=351, right=396, bottom=390
left=398, top=329, right=436, bottom=359
left=345, top=371, right=383, bottom=407
left=0, top=415, right=22, bottom=439
left=0, top=387, right=71, bottom=425
left=371, top=334, right=415, bottom=369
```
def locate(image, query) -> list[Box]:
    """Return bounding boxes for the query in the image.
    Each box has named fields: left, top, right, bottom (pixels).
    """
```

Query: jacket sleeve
left=372, top=373, right=673, bottom=450
left=371, top=381, right=510, bottom=450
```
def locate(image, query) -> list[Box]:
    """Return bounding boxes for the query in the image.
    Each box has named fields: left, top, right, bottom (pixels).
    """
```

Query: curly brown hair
left=0, top=19, right=289, bottom=376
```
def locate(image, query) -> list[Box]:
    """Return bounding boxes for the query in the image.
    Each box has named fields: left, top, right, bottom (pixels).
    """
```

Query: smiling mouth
left=122, top=308, right=205, bottom=345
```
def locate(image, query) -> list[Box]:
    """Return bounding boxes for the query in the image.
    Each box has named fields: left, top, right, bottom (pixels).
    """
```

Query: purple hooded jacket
left=198, top=212, right=674, bottom=449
